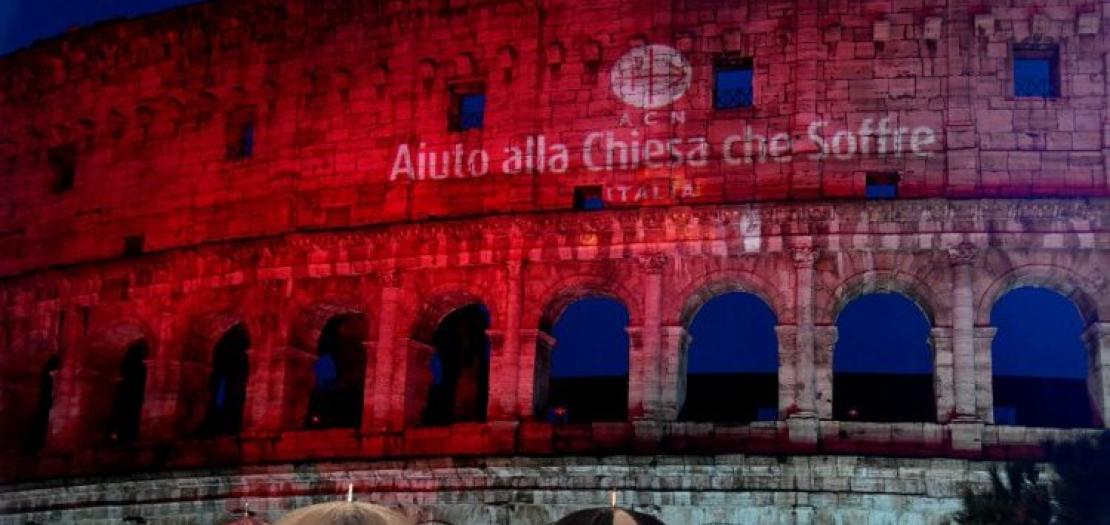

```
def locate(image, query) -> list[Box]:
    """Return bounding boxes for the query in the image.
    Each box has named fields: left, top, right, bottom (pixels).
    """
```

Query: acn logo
left=610, top=44, right=692, bottom=109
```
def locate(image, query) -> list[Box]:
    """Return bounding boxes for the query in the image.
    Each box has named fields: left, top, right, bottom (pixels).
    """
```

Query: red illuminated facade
left=0, top=0, right=1109, bottom=523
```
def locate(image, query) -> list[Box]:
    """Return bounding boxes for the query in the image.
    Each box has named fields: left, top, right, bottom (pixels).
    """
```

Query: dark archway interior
left=833, top=293, right=935, bottom=423
left=201, top=324, right=250, bottom=436
left=307, top=314, right=367, bottom=428
left=24, top=355, right=60, bottom=453
left=423, top=304, right=491, bottom=426
left=991, top=287, right=1096, bottom=428
left=681, top=292, right=778, bottom=422
left=107, top=341, right=148, bottom=443
left=546, top=297, right=629, bottom=423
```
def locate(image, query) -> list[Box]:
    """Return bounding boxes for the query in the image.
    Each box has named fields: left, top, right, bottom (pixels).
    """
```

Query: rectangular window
left=573, top=186, right=604, bottom=211
left=1013, top=44, right=1059, bottom=98
left=865, top=172, right=899, bottom=199
left=714, top=57, right=754, bottom=109
left=450, top=92, right=486, bottom=131
left=47, top=143, right=77, bottom=194
left=225, top=109, right=256, bottom=160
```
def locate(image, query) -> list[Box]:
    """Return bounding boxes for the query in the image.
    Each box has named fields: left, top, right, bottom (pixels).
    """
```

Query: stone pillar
left=931, top=327, right=955, bottom=422
left=141, top=313, right=179, bottom=442
left=358, top=340, right=378, bottom=432
left=487, top=261, right=523, bottom=421
left=519, top=329, right=555, bottom=419
left=973, top=327, right=998, bottom=422
left=812, top=325, right=837, bottom=420
left=947, top=242, right=979, bottom=420
left=246, top=312, right=293, bottom=435
left=365, top=271, right=401, bottom=432
left=790, top=247, right=818, bottom=418
left=47, top=364, right=86, bottom=450
left=397, top=339, right=436, bottom=427
left=629, top=253, right=667, bottom=420
left=658, top=324, right=689, bottom=421
left=1082, top=322, right=1110, bottom=428
left=774, top=325, right=797, bottom=418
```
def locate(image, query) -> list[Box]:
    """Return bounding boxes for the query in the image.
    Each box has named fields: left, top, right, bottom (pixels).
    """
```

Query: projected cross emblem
left=610, top=44, right=692, bottom=109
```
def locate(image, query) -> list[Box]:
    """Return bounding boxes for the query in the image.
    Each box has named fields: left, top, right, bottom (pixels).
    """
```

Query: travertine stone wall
left=0, top=455, right=1020, bottom=525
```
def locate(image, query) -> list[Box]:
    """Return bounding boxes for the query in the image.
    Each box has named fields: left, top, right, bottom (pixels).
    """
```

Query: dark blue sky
left=551, top=289, right=1087, bottom=380
left=3, top=1, right=1089, bottom=384
left=0, top=0, right=202, bottom=55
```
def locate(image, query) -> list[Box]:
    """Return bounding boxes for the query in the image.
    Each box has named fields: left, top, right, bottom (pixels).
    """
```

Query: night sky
left=2, top=1, right=1089, bottom=384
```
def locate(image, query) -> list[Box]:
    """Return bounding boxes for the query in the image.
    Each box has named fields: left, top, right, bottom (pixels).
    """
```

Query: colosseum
left=0, top=0, right=1108, bottom=523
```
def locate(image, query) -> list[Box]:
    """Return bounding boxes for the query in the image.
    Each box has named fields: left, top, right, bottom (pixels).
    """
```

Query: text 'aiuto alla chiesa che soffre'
left=0, top=0, right=1109, bottom=523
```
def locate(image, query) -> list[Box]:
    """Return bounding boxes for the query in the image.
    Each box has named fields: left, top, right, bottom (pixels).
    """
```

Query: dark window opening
left=991, top=287, right=1096, bottom=428
left=107, top=341, right=148, bottom=444
left=225, top=109, right=256, bottom=160
left=865, top=172, right=899, bottom=199
left=24, top=355, right=60, bottom=453
left=47, top=143, right=77, bottom=194
left=834, top=293, right=935, bottom=423
left=307, top=314, right=367, bottom=429
left=541, top=297, right=629, bottom=423
left=573, top=186, right=604, bottom=211
left=1014, top=44, right=1060, bottom=98
left=423, top=304, right=490, bottom=425
left=201, top=325, right=250, bottom=436
left=714, top=56, right=754, bottom=109
left=449, top=91, right=486, bottom=131
left=681, top=292, right=778, bottom=423
left=123, top=235, right=145, bottom=257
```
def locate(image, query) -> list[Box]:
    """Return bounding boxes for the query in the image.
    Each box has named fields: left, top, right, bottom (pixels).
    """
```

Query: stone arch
left=975, top=264, right=1103, bottom=327
left=533, top=274, right=641, bottom=334
left=977, top=265, right=1107, bottom=429
left=676, top=278, right=781, bottom=422
left=406, top=289, right=494, bottom=426
left=531, top=276, right=637, bottom=423
left=674, top=270, right=790, bottom=327
left=179, top=312, right=252, bottom=436
left=821, top=269, right=946, bottom=328
left=289, top=300, right=370, bottom=429
left=78, top=319, right=156, bottom=443
left=409, top=289, right=492, bottom=345
left=0, top=335, right=58, bottom=452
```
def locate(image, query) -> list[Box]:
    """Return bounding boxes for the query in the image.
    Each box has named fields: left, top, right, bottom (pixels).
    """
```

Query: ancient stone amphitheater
left=0, top=0, right=1108, bottom=523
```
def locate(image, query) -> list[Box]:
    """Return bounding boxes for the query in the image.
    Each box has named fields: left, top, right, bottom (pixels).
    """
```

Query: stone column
left=790, top=247, right=818, bottom=418
left=973, top=327, right=998, bottom=422
left=629, top=253, right=667, bottom=420
left=487, top=261, right=523, bottom=421
left=397, top=339, right=436, bottom=427
left=246, top=313, right=292, bottom=435
left=658, top=324, right=689, bottom=421
left=812, top=325, right=837, bottom=420
left=141, top=312, right=180, bottom=442
left=788, top=246, right=820, bottom=445
left=947, top=242, right=979, bottom=420
left=774, top=325, right=797, bottom=418
left=931, top=327, right=955, bottom=422
left=518, top=329, right=555, bottom=419
left=365, top=270, right=401, bottom=432
left=47, top=364, right=86, bottom=450
left=1082, top=322, right=1110, bottom=428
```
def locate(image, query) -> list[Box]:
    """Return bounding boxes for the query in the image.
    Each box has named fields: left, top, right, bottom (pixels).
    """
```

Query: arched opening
left=422, top=304, right=490, bottom=426
left=200, top=324, right=250, bottom=436
left=24, top=355, right=60, bottom=453
left=990, top=287, right=1096, bottom=428
left=542, top=297, right=630, bottom=423
left=107, top=340, right=148, bottom=443
left=833, top=293, right=935, bottom=422
left=681, top=292, right=778, bottom=422
left=306, top=314, right=367, bottom=429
